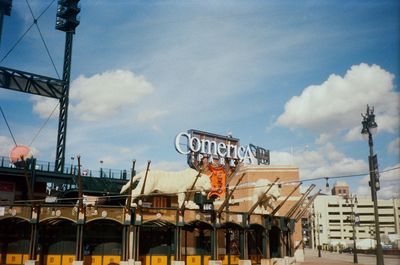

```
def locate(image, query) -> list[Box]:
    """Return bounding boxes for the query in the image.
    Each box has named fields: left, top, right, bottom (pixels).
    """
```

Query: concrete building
left=308, top=182, right=400, bottom=249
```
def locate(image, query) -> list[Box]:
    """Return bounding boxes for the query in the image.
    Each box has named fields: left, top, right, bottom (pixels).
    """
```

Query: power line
left=12, top=166, right=400, bottom=205
left=25, top=0, right=60, bottom=79
left=29, top=102, right=59, bottom=147
left=0, top=0, right=56, bottom=64
left=0, top=105, right=17, bottom=146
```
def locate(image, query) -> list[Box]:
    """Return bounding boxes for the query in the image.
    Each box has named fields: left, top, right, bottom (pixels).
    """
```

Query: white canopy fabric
left=356, top=238, right=376, bottom=250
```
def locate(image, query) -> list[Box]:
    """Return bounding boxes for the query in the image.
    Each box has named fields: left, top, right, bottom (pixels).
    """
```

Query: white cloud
left=276, top=64, right=399, bottom=139
left=31, top=97, right=59, bottom=119
left=356, top=185, right=370, bottom=198
left=388, top=137, right=399, bottom=156
left=0, top=135, right=14, bottom=156
left=271, top=142, right=368, bottom=180
left=151, top=160, right=186, bottom=171
left=358, top=164, right=400, bottom=199
left=344, top=126, right=362, bottom=142
left=380, top=164, right=400, bottom=182
left=136, top=110, right=168, bottom=123
left=315, top=133, right=332, bottom=145
left=69, top=70, right=154, bottom=121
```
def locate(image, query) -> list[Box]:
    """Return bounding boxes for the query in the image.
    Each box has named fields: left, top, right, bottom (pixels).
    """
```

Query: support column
left=28, top=223, right=38, bottom=261
left=287, top=231, right=292, bottom=257
left=240, top=214, right=249, bottom=261
left=263, top=229, right=270, bottom=259
left=264, top=216, right=270, bottom=259
left=133, top=205, right=142, bottom=262
left=211, top=226, right=218, bottom=260
left=25, top=206, right=39, bottom=265
left=75, top=223, right=84, bottom=262
left=175, top=226, right=182, bottom=261
left=280, top=232, right=287, bottom=257
left=132, top=221, right=141, bottom=262
left=122, top=225, right=130, bottom=262
left=240, top=229, right=249, bottom=260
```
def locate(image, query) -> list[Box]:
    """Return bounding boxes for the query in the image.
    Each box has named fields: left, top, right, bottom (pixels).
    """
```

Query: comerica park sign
left=175, top=129, right=270, bottom=167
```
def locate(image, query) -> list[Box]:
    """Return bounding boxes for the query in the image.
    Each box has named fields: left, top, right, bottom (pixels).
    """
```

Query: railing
left=0, top=155, right=129, bottom=180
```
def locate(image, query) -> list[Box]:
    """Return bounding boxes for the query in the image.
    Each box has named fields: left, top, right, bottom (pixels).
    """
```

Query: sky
left=0, top=0, right=399, bottom=199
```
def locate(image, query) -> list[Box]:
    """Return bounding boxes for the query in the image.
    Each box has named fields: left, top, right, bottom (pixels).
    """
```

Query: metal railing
left=0, top=155, right=128, bottom=180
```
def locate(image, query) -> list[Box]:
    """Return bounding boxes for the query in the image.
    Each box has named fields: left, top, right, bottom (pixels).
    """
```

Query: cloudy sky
left=0, top=1, right=399, bottom=198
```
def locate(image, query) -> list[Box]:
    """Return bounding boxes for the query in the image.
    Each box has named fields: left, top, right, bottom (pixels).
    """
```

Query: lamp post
left=316, top=211, right=322, bottom=257
left=100, top=160, right=103, bottom=178
left=361, top=105, right=384, bottom=265
left=346, top=194, right=358, bottom=263
left=70, top=156, right=74, bottom=175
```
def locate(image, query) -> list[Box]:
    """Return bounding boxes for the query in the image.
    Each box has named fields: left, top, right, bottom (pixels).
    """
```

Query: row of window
left=327, top=204, right=395, bottom=209
left=327, top=212, right=395, bottom=217
left=328, top=220, right=395, bottom=225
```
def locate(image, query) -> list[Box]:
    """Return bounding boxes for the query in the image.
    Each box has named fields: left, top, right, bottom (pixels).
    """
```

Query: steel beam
left=55, top=31, right=74, bottom=172
left=0, top=66, right=64, bottom=98
left=247, top=177, right=280, bottom=216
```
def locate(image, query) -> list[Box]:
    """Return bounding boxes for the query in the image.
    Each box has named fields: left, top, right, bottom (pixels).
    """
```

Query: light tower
left=54, top=0, right=80, bottom=172
left=0, top=0, right=12, bottom=45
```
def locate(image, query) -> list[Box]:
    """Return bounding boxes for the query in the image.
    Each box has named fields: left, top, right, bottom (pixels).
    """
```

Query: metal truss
left=0, top=66, right=64, bottom=99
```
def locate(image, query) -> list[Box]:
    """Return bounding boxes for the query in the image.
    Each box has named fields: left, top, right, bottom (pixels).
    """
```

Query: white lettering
left=175, top=132, right=190, bottom=155
left=201, top=139, right=217, bottom=155
left=197, top=153, right=204, bottom=162
left=217, top=142, right=227, bottom=157
left=175, top=131, right=257, bottom=165
left=230, top=144, right=238, bottom=159
left=243, top=145, right=256, bottom=164
left=237, top=146, right=246, bottom=160
left=189, top=137, right=201, bottom=152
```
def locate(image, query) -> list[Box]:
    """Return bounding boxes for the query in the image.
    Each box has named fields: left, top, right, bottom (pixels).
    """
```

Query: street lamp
left=361, top=105, right=384, bottom=265
left=346, top=194, right=359, bottom=263
left=70, top=156, right=74, bottom=175
left=100, top=160, right=103, bottom=178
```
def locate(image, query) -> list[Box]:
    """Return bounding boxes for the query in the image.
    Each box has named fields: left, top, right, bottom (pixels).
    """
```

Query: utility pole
left=361, top=105, right=384, bottom=265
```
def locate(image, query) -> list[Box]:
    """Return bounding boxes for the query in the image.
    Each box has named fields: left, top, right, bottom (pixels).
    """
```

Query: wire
left=0, top=24, right=35, bottom=63
left=12, top=166, right=400, bottom=205
left=0, top=105, right=17, bottom=146
left=25, top=0, right=60, bottom=79
left=29, top=102, right=59, bottom=147
left=0, top=0, right=56, bottom=64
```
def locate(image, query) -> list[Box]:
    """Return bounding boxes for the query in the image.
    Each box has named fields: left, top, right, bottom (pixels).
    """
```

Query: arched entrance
left=183, top=220, right=213, bottom=265
left=84, top=219, right=123, bottom=265
left=219, top=222, right=243, bottom=265
left=247, top=224, right=265, bottom=264
left=139, top=220, right=175, bottom=265
left=0, top=217, right=30, bottom=265
left=38, top=218, right=77, bottom=265
left=269, top=225, right=281, bottom=258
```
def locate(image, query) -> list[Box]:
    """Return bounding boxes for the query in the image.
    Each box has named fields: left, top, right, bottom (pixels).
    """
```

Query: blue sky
left=0, top=1, right=399, bottom=198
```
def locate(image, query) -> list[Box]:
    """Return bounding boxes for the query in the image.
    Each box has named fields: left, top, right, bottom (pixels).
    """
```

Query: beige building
left=226, top=165, right=303, bottom=255
left=309, top=183, right=400, bottom=249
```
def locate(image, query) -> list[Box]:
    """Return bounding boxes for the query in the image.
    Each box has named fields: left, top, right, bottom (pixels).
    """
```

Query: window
left=153, top=196, right=169, bottom=208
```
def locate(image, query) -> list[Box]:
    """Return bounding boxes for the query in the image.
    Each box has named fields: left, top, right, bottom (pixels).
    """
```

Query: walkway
left=300, top=248, right=400, bottom=265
